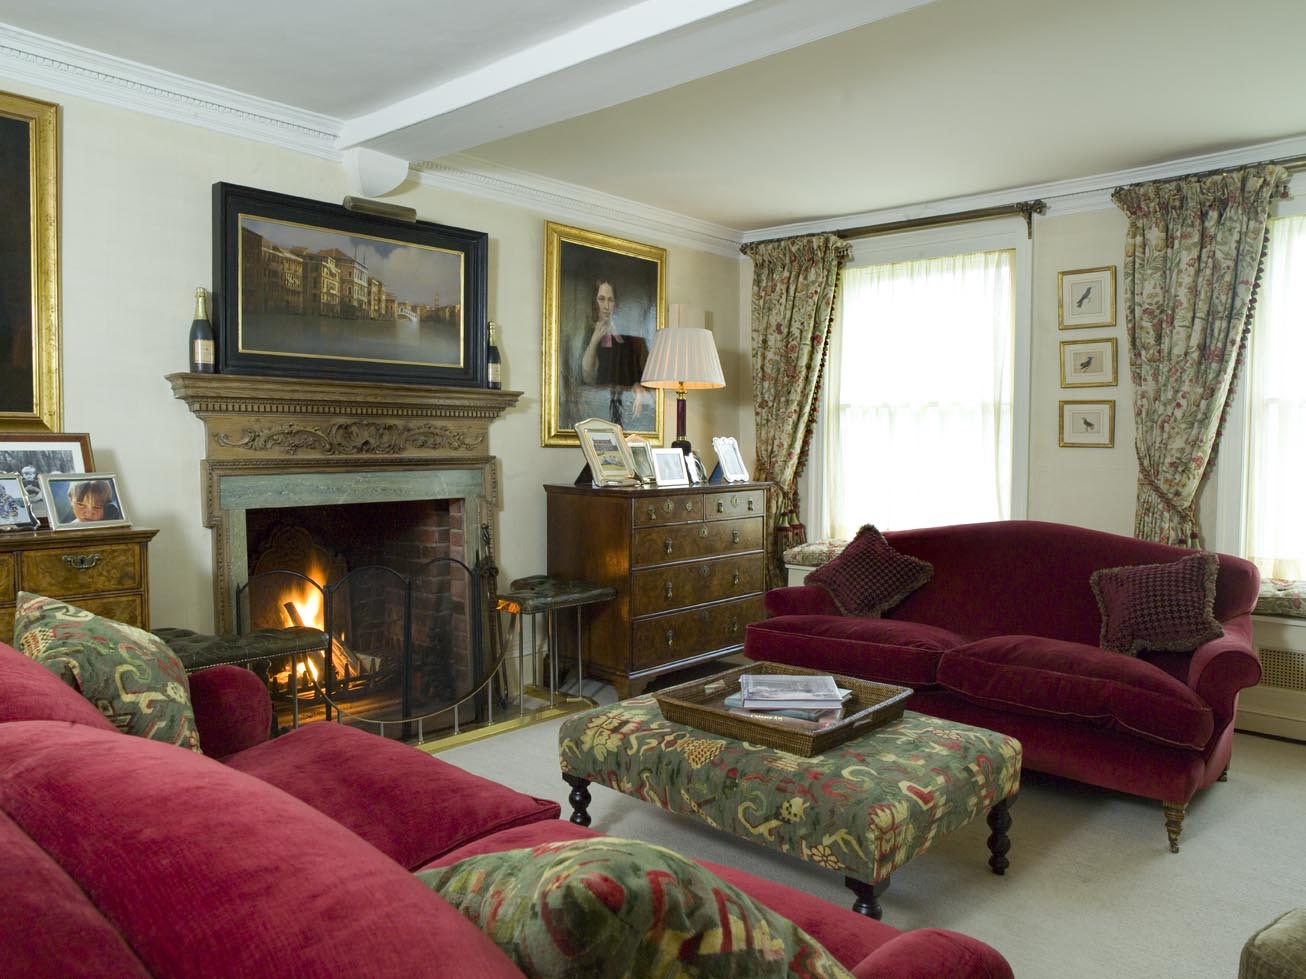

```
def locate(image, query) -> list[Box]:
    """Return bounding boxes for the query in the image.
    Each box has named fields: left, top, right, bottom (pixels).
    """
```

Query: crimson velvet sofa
left=0, top=640, right=1013, bottom=979
left=746, top=520, right=1262, bottom=852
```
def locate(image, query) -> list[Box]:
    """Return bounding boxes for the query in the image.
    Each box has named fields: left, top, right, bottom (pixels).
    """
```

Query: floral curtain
left=1111, top=164, right=1289, bottom=546
left=740, top=233, right=851, bottom=585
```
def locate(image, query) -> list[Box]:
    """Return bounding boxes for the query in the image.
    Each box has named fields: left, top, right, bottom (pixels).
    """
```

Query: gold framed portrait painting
left=541, top=222, right=665, bottom=447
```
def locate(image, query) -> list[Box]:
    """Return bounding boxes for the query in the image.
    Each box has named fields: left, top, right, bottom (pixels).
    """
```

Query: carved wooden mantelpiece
left=168, top=373, right=522, bottom=631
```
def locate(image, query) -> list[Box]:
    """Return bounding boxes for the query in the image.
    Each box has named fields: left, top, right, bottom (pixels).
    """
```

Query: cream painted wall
left=8, top=79, right=746, bottom=631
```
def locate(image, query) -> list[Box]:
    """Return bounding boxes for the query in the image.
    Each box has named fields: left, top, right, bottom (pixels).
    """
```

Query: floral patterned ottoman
left=558, top=697, right=1022, bottom=919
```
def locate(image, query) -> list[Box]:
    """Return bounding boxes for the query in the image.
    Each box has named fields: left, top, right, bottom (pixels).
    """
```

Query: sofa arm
left=187, top=665, right=273, bottom=759
left=763, top=585, right=841, bottom=617
left=851, top=927, right=1014, bottom=979
left=1187, top=615, right=1261, bottom=730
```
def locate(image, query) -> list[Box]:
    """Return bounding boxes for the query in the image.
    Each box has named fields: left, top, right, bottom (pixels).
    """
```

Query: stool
left=152, top=626, right=329, bottom=729
left=1240, top=909, right=1306, bottom=979
left=495, top=575, right=615, bottom=711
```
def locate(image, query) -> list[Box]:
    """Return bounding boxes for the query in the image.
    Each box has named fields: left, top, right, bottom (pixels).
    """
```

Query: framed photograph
left=576, top=417, right=639, bottom=486
left=1059, top=400, right=1115, bottom=448
left=213, top=182, right=488, bottom=387
left=0, top=433, right=93, bottom=523
left=1058, top=266, right=1116, bottom=329
left=1060, top=337, right=1118, bottom=388
left=541, top=221, right=666, bottom=447
left=0, top=473, right=37, bottom=530
left=626, top=435, right=656, bottom=484
left=711, top=436, right=750, bottom=482
left=651, top=447, right=690, bottom=488
left=0, top=91, right=61, bottom=432
left=41, top=473, right=130, bottom=530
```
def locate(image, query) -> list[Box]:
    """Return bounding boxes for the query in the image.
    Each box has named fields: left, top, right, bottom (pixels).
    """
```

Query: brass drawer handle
left=647, top=505, right=657, bottom=519
left=729, top=618, right=739, bottom=633
left=665, top=629, right=675, bottom=646
left=747, top=499, right=755, bottom=511
left=664, top=538, right=674, bottom=555
left=699, top=527, right=709, bottom=539
left=731, top=529, right=741, bottom=544
left=732, top=571, right=741, bottom=586
left=716, top=500, right=724, bottom=513
left=62, top=553, right=102, bottom=572
left=665, top=582, right=673, bottom=599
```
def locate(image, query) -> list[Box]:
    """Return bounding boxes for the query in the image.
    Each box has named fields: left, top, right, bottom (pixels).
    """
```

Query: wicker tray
left=654, top=662, right=912, bottom=756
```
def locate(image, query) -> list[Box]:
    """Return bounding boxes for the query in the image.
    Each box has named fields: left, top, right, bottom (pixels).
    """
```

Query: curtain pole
left=836, top=200, right=1048, bottom=241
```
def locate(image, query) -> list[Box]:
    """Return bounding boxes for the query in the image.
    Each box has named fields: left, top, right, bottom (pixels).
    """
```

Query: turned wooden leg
left=845, top=875, right=890, bottom=920
left=1163, top=802, right=1186, bottom=853
left=987, top=795, right=1015, bottom=875
left=563, top=773, right=592, bottom=827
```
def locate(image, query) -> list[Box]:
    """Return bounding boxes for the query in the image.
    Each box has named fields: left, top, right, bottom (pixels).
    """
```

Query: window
left=811, top=224, right=1029, bottom=539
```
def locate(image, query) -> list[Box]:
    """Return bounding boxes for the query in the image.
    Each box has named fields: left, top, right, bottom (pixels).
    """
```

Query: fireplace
left=168, top=373, right=519, bottom=735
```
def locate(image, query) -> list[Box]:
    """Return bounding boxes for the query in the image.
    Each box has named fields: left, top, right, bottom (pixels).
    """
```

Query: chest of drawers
left=0, top=527, right=158, bottom=643
left=545, top=482, right=769, bottom=696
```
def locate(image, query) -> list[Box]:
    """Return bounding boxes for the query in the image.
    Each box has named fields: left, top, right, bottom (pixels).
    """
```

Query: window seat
left=1255, top=579, right=1306, bottom=619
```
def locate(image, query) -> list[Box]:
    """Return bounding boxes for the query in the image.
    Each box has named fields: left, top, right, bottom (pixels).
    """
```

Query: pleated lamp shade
left=640, top=327, right=725, bottom=390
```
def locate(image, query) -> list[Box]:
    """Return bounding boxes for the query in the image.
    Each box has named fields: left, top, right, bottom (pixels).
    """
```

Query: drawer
left=2, top=594, right=144, bottom=646
left=0, top=552, right=13, bottom=603
left=631, top=554, right=766, bottom=616
left=21, top=543, right=142, bottom=597
left=704, top=489, right=765, bottom=521
left=632, top=596, right=763, bottom=671
left=633, top=493, right=702, bottom=526
left=633, top=516, right=764, bottom=567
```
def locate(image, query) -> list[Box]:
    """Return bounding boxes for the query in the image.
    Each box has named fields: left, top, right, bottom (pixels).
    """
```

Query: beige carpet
left=440, top=709, right=1306, bottom=979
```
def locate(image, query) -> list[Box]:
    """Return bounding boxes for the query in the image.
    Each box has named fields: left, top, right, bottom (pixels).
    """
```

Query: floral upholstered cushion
left=1090, top=553, right=1224, bottom=655
left=13, top=592, right=202, bottom=752
left=418, top=836, right=855, bottom=979
left=781, top=539, right=849, bottom=569
left=1256, top=579, right=1306, bottom=619
left=805, top=524, right=932, bottom=617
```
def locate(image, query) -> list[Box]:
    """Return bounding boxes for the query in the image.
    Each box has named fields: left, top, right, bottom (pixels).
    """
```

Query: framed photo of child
left=40, top=473, right=130, bottom=530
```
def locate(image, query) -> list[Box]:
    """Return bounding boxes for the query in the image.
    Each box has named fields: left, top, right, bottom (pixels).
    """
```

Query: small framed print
left=0, top=432, right=95, bottom=524
left=1060, top=337, right=1118, bottom=388
left=0, top=472, right=37, bottom=530
left=711, top=436, right=750, bottom=482
left=650, top=447, right=690, bottom=487
left=1059, top=400, right=1115, bottom=448
left=626, top=435, right=656, bottom=484
left=41, top=473, right=131, bottom=530
left=1058, top=266, right=1116, bottom=329
left=575, top=417, right=639, bottom=486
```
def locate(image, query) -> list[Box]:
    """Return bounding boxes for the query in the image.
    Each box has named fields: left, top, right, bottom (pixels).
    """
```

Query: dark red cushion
left=1091, top=552, right=1224, bottom=654
left=0, top=641, right=117, bottom=731
left=0, top=721, right=523, bottom=979
left=226, top=721, right=560, bottom=869
left=187, top=664, right=273, bottom=759
left=746, top=615, right=965, bottom=686
left=807, top=524, right=933, bottom=617
left=937, top=636, right=1214, bottom=749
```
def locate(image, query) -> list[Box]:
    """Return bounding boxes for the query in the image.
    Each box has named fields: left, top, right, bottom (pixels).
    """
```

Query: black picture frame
left=213, top=182, right=488, bottom=387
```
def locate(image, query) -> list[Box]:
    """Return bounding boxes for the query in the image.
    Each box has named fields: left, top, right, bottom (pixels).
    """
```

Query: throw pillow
left=13, top=592, right=202, bottom=752
left=805, top=524, right=933, bottom=617
left=418, top=836, right=855, bottom=979
left=1090, top=552, right=1224, bottom=655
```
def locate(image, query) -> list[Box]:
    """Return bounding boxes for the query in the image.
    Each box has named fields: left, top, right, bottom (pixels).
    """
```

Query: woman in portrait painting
left=579, top=279, right=651, bottom=427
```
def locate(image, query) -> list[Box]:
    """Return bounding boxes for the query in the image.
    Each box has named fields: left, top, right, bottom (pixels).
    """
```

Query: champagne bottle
left=487, top=320, right=502, bottom=389
left=189, top=287, right=215, bottom=373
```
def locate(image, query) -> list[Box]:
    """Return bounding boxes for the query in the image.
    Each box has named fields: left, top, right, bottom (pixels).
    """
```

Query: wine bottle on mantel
left=486, top=320, right=502, bottom=389
left=189, top=287, right=215, bottom=373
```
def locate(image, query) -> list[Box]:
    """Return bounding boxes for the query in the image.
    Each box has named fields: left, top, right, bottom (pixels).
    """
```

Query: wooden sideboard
left=545, top=482, right=770, bottom=697
left=0, top=527, right=158, bottom=643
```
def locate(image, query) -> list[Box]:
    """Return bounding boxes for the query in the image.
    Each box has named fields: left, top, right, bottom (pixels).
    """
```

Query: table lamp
left=640, top=315, right=725, bottom=454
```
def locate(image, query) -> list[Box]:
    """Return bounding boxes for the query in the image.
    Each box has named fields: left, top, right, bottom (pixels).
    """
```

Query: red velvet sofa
left=0, top=640, right=1013, bottom=978
left=746, top=520, right=1262, bottom=852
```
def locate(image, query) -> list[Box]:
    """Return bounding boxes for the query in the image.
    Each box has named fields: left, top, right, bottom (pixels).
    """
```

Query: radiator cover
left=1237, top=616, right=1306, bottom=742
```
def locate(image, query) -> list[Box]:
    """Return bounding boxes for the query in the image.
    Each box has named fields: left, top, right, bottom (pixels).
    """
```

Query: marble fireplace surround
left=168, top=373, right=520, bottom=633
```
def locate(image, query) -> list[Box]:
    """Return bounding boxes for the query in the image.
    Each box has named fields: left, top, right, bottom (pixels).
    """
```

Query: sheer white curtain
left=1246, top=214, right=1306, bottom=580
left=822, top=250, right=1014, bottom=538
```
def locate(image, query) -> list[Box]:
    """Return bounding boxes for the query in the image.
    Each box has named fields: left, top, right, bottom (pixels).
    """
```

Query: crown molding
left=0, top=23, right=339, bottom=159
left=415, top=155, right=744, bottom=258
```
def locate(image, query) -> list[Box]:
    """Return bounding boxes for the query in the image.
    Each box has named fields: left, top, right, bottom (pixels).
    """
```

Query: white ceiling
left=2, top=0, right=1305, bottom=235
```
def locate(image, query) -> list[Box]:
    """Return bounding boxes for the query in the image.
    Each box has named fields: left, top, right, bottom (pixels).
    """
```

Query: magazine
left=738, top=673, right=849, bottom=710
left=723, top=692, right=845, bottom=725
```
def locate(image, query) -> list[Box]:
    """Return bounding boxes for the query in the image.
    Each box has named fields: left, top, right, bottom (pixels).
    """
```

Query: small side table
left=496, top=575, right=616, bottom=712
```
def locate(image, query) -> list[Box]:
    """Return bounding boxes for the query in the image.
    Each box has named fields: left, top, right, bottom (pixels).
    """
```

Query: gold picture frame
left=541, top=221, right=665, bottom=447
left=0, top=91, right=61, bottom=432
left=1058, top=400, right=1115, bottom=448
left=1059, top=337, right=1118, bottom=388
left=1058, top=266, right=1116, bottom=329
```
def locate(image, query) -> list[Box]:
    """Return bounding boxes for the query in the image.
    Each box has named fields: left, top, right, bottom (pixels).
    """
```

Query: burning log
left=283, top=601, right=366, bottom=675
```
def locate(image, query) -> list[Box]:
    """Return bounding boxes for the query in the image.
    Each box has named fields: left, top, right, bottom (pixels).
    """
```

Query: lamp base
left=671, top=438, right=692, bottom=455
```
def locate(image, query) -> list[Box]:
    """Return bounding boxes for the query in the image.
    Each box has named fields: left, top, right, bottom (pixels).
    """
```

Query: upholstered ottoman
left=1240, top=909, right=1306, bottom=979
left=559, top=696, right=1021, bottom=919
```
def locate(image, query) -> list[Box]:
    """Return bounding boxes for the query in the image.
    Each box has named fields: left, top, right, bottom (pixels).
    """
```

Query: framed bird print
left=1058, top=266, right=1116, bottom=329
left=1059, top=400, right=1115, bottom=448
left=1059, top=337, right=1117, bottom=387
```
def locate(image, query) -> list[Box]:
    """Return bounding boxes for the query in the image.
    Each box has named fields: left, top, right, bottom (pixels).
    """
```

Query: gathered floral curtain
left=1111, top=164, right=1289, bottom=546
left=740, top=233, right=851, bottom=585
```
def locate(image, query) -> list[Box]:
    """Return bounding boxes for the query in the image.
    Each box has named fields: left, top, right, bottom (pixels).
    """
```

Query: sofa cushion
left=1090, top=552, right=1224, bottom=654
left=225, top=721, right=560, bottom=870
left=13, top=593, right=201, bottom=752
left=419, top=835, right=855, bottom=979
left=0, top=641, right=118, bottom=731
left=937, top=636, right=1215, bottom=749
left=746, top=615, right=965, bottom=687
left=806, top=524, right=933, bottom=617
